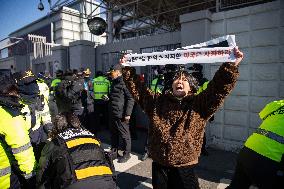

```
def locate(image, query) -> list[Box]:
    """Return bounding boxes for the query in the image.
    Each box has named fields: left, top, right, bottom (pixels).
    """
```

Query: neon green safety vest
left=93, top=76, right=110, bottom=100
left=245, top=100, right=284, bottom=162
left=150, top=78, right=163, bottom=94
left=196, top=81, right=209, bottom=95
left=0, top=106, right=36, bottom=189
left=50, top=78, right=61, bottom=94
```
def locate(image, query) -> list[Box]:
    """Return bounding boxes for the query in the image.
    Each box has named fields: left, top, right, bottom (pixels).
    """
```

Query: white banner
left=122, top=35, right=237, bottom=67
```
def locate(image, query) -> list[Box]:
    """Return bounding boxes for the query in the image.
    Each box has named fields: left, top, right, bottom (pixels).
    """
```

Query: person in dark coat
left=36, top=112, right=116, bottom=189
left=107, top=64, right=135, bottom=163
left=121, top=48, right=243, bottom=189
left=55, top=70, right=84, bottom=119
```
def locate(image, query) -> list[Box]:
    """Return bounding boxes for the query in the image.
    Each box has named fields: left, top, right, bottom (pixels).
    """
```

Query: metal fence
left=218, top=0, right=276, bottom=11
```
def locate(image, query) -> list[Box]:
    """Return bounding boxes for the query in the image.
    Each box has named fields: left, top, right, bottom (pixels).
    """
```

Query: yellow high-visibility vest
left=245, top=100, right=284, bottom=162
left=0, top=106, right=36, bottom=189
left=93, top=76, right=110, bottom=100
left=150, top=78, right=163, bottom=94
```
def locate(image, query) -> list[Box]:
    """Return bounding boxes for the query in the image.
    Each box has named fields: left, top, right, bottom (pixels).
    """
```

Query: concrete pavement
left=97, top=129, right=242, bottom=189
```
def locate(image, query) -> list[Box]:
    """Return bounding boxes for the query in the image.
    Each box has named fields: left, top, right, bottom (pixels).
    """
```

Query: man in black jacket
left=55, top=70, right=84, bottom=118
left=107, top=64, right=134, bottom=163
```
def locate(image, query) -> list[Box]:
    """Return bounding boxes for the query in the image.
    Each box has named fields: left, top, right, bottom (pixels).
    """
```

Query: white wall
left=208, top=0, right=283, bottom=151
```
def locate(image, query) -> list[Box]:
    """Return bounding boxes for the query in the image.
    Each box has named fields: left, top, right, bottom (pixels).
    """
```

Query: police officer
left=93, top=71, right=111, bottom=131
left=227, top=99, right=284, bottom=189
left=36, top=112, right=116, bottom=189
left=49, top=70, right=63, bottom=121
left=50, top=70, right=63, bottom=93
left=16, top=70, right=48, bottom=160
left=0, top=73, right=36, bottom=189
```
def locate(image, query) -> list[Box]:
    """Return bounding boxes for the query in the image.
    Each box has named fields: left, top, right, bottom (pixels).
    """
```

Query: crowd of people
left=0, top=47, right=283, bottom=189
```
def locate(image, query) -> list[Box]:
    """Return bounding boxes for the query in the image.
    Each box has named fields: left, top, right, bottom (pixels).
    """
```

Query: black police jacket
left=109, top=76, right=134, bottom=119
left=36, top=128, right=115, bottom=189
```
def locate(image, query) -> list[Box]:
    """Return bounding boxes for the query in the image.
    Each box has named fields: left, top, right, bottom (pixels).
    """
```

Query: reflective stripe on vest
left=94, top=81, right=109, bottom=85
left=75, top=165, right=112, bottom=180
left=0, top=167, right=11, bottom=177
left=94, top=92, right=108, bottom=94
left=11, top=142, right=32, bottom=154
left=66, top=138, right=100, bottom=148
left=58, top=129, right=113, bottom=181
left=255, top=128, right=284, bottom=144
left=245, top=100, right=284, bottom=162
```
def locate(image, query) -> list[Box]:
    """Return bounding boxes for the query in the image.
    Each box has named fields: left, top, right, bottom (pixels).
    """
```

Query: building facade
left=0, top=0, right=105, bottom=76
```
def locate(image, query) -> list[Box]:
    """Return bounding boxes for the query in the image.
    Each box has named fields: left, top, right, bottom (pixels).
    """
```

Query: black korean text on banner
left=121, top=35, right=237, bottom=67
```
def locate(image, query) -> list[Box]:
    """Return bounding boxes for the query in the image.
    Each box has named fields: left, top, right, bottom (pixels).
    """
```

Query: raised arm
left=193, top=47, right=243, bottom=119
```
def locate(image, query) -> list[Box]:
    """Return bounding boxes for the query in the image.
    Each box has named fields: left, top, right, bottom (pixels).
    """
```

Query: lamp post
left=38, top=0, right=52, bottom=11
left=38, top=0, right=44, bottom=11
left=87, top=17, right=107, bottom=36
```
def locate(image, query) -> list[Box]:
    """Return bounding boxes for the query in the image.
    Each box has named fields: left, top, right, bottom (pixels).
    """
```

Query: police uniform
left=49, top=77, right=62, bottom=120
left=0, top=74, right=36, bottom=189
left=93, top=75, right=111, bottom=131
left=228, top=100, right=284, bottom=189
left=36, top=128, right=116, bottom=189
left=17, top=71, right=48, bottom=161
